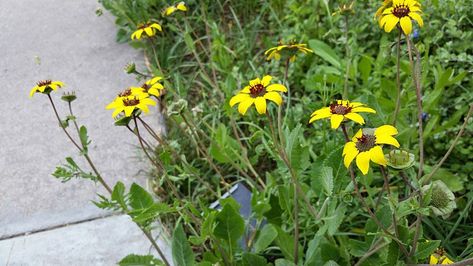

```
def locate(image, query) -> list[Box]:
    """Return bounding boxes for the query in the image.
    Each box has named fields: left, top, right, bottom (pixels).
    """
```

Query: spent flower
left=309, top=100, right=376, bottom=129
left=343, top=125, right=400, bottom=175
left=229, top=75, right=287, bottom=115
left=29, top=80, right=65, bottom=97
left=131, top=22, right=162, bottom=40
left=429, top=248, right=454, bottom=265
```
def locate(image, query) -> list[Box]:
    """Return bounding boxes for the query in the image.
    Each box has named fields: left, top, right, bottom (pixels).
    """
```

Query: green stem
left=393, top=29, right=402, bottom=126
left=343, top=15, right=350, bottom=99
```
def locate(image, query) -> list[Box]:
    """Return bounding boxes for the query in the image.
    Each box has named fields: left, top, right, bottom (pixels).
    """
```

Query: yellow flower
left=29, top=80, right=65, bottom=97
left=309, top=100, right=376, bottom=129
left=429, top=249, right=454, bottom=264
left=131, top=22, right=162, bottom=40
left=132, top=76, right=165, bottom=97
left=343, top=125, right=400, bottom=175
left=379, top=0, right=423, bottom=35
left=163, top=2, right=187, bottom=16
left=106, top=88, right=155, bottom=117
left=264, top=41, right=313, bottom=62
left=375, top=0, right=392, bottom=20
left=229, top=75, right=287, bottom=115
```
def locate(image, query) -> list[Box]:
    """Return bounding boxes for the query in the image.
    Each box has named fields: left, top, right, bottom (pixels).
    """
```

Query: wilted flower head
left=422, top=180, right=456, bottom=219
left=386, top=149, right=415, bottom=170
left=163, top=2, right=187, bottom=16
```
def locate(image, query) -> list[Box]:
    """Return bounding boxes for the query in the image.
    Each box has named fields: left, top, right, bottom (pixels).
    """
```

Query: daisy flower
left=309, top=100, right=376, bottom=129
left=264, top=41, right=313, bottom=62
left=379, top=0, right=423, bottom=35
left=29, top=80, right=65, bottom=97
left=229, top=75, right=287, bottom=115
left=343, top=125, right=400, bottom=175
left=163, top=2, right=187, bottom=16
left=131, top=22, right=162, bottom=40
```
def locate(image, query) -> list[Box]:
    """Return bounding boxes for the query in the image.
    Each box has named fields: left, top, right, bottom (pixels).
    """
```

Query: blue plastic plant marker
left=209, top=182, right=262, bottom=249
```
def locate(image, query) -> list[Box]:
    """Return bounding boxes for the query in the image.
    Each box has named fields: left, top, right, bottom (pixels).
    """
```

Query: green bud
left=124, top=62, right=136, bottom=74
left=61, top=92, right=77, bottom=103
left=421, top=180, right=456, bottom=219
left=386, top=149, right=415, bottom=170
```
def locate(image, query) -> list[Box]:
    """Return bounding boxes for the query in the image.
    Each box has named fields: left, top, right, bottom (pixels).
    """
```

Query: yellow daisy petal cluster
left=131, top=76, right=165, bottom=98
left=163, top=2, right=187, bottom=16
left=309, top=100, right=376, bottom=129
left=229, top=75, right=287, bottom=115
left=264, top=41, right=313, bottom=62
left=429, top=249, right=454, bottom=265
left=343, top=125, right=400, bottom=175
left=131, top=22, right=162, bottom=40
left=375, top=0, right=392, bottom=20
left=106, top=87, right=156, bottom=117
left=378, top=0, right=423, bottom=35
left=29, top=80, right=65, bottom=97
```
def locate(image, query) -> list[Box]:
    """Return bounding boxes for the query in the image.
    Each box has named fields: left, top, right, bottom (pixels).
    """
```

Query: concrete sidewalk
left=0, top=0, right=169, bottom=264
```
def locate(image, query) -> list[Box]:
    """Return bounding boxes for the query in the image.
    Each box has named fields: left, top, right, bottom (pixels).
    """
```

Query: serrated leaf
left=129, top=183, right=154, bottom=210
left=320, top=166, right=334, bottom=196
left=118, top=254, right=164, bottom=266
left=112, top=181, right=127, bottom=210
left=79, top=126, right=90, bottom=153
left=415, top=240, right=440, bottom=260
left=172, top=223, right=195, bottom=266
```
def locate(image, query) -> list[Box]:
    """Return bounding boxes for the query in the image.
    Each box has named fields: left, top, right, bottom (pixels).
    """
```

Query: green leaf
left=274, top=226, right=299, bottom=261
left=308, top=39, right=341, bottom=68
left=209, top=124, right=240, bottom=163
left=213, top=201, right=245, bottom=245
left=415, top=240, right=441, bottom=260
left=112, top=181, right=127, bottom=210
left=275, top=259, right=295, bottom=266
left=172, top=223, right=195, bottom=266
left=241, top=253, right=267, bottom=266
left=284, top=124, right=302, bottom=165
left=129, top=183, right=154, bottom=210
left=319, top=166, right=334, bottom=196
left=254, top=224, right=278, bottom=253
left=118, top=254, right=164, bottom=266
left=386, top=241, right=400, bottom=265
left=359, top=55, right=373, bottom=84
left=79, top=126, right=90, bottom=153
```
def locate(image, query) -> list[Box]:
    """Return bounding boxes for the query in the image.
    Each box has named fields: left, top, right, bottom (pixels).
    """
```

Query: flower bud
left=386, top=149, right=415, bottom=170
left=124, top=62, right=136, bottom=74
left=422, top=180, right=456, bottom=219
left=61, top=92, right=77, bottom=103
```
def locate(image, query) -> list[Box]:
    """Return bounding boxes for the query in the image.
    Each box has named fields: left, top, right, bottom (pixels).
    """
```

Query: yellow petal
left=261, top=75, right=272, bottom=87
left=148, top=76, right=163, bottom=84
left=150, top=23, right=162, bottom=31
left=409, top=12, right=423, bottom=27
left=375, top=134, right=400, bottom=148
left=266, top=84, right=287, bottom=92
left=254, top=97, right=267, bottom=114
left=356, top=151, right=371, bottom=175
left=264, top=47, right=277, bottom=55
left=148, top=88, right=160, bottom=97
left=310, top=107, right=331, bottom=117
left=384, top=15, right=400, bottom=32
left=138, top=103, right=150, bottom=113
left=352, top=129, right=363, bottom=142
left=106, top=100, right=119, bottom=109
left=343, top=142, right=359, bottom=168
left=375, top=125, right=398, bottom=136
left=240, top=86, right=250, bottom=93
left=249, top=78, right=261, bottom=87
left=344, top=112, right=365, bottom=125
left=352, top=106, right=376, bottom=113
left=112, top=107, right=123, bottom=117
left=330, top=114, right=344, bottom=129
left=308, top=112, right=332, bottom=124
left=144, top=27, right=154, bottom=36
left=238, top=98, right=254, bottom=115
left=400, top=16, right=412, bottom=35
left=369, top=146, right=387, bottom=166
left=29, top=87, right=38, bottom=97
left=52, top=81, right=65, bottom=87
left=124, top=106, right=135, bottom=117
left=177, top=2, right=187, bottom=11
left=135, top=29, right=144, bottom=39
left=264, top=91, right=282, bottom=106
left=230, top=93, right=251, bottom=107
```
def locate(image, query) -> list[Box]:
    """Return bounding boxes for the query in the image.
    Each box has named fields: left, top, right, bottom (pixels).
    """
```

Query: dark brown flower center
left=37, top=80, right=52, bottom=86
left=118, top=89, right=132, bottom=97
left=123, top=98, right=140, bottom=106
left=249, top=83, right=266, bottom=97
left=330, top=101, right=352, bottom=115
left=392, top=4, right=410, bottom=18
left=356, top=134, right=377, bottom=152
left=138, top=23, right=150, bottom=29
left=141, top=83, right=150, bottom=92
